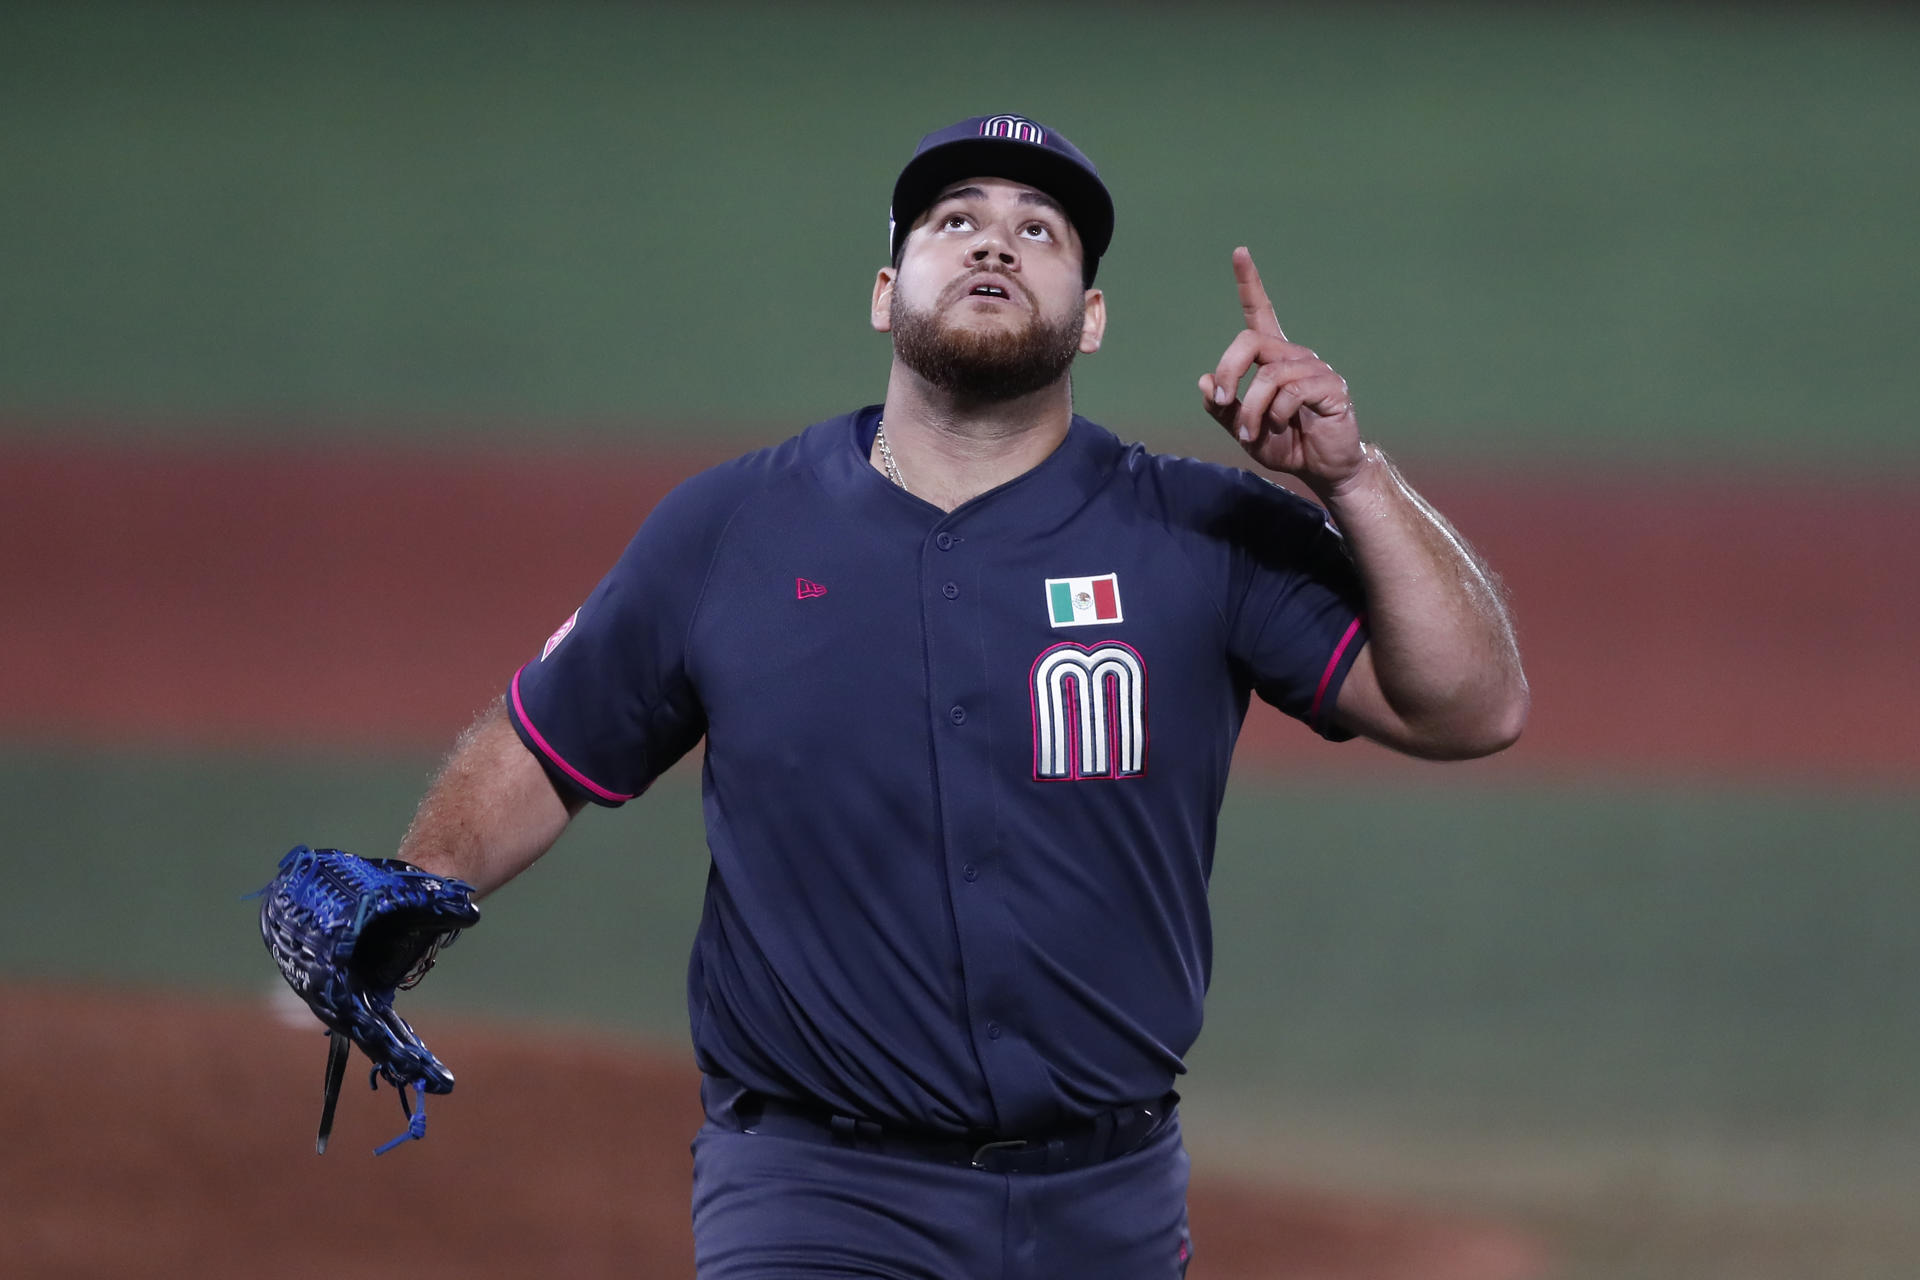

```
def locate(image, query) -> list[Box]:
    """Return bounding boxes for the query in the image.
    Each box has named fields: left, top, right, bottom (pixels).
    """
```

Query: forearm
left=398, top=697, right=583, bottom=896
left=1316, top=447, right=1528, bottom=756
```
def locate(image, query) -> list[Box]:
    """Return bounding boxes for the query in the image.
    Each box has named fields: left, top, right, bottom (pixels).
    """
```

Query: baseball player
left=392, top=114, right=1527, bottom=1277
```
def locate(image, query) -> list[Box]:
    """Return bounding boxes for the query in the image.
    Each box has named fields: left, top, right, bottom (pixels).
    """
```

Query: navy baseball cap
left=889, top=114, right=1114, bottom=284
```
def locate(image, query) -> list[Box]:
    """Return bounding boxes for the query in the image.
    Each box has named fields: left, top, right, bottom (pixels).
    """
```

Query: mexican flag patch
left=1045, top=573, right=1123, bottom=627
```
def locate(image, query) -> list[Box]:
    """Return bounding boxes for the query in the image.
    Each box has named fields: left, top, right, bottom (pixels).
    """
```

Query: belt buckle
left=969, top=1137, right=1027, bottom=1169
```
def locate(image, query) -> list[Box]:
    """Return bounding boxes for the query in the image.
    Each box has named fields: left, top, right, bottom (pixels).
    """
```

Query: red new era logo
left=796, top=578, right=827, bottom=599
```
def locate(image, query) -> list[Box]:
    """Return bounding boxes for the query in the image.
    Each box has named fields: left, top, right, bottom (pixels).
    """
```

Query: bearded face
left=889, top=283, right=1086, bottom=403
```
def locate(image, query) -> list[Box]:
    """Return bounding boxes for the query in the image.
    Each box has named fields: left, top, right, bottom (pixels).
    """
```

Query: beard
left=890, top=287, right=1084, bottom=403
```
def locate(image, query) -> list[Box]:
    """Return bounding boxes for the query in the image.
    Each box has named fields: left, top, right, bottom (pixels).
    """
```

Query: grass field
left=4, top=3, right=1917, bottom=466
left=8, top=746, right=1913, bottom=1149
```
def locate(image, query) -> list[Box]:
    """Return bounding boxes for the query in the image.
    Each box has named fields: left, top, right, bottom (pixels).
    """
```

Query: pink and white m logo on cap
left=981, top=115, right=1045, bottom=145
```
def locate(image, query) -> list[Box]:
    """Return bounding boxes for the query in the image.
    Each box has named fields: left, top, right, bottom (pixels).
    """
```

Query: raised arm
left=398, top=696, right=584, bottom=896
left=1303, top=446, right=1524, bottom=757
left=1199, top=247, right=1527, bottom=759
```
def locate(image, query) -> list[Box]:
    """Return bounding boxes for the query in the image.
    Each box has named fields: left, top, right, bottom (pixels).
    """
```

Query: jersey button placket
left=922, top=519, right=1017, bottom=1105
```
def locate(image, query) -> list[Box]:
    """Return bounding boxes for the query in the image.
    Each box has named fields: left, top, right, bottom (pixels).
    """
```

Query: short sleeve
left=1224, top=476, right=1369, bottom=740
left=506, top=470, right=737, bottom=805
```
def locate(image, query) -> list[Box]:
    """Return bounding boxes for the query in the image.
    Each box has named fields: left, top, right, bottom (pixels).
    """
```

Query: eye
left=941, top=213, right=974, bottom=232
left=1020, top=221, right=1053, bottom=241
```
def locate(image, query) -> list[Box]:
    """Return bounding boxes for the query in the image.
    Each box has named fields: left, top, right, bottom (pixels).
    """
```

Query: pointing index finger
left=1233, top=246, right=1288, bottom=341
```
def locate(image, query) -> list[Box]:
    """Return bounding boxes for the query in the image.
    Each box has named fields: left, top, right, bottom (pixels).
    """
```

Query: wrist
left=1307, top=442, right=1387, bottom=508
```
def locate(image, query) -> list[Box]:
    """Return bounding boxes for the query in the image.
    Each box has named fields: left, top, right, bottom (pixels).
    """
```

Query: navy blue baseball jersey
left=507, top=406, right=1367, bottom=1136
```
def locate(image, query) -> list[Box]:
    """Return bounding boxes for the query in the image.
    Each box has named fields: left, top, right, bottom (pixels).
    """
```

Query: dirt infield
left=4, top=438, right=1916, bottom=781
left=0, top=984, right=1545, bottom=1279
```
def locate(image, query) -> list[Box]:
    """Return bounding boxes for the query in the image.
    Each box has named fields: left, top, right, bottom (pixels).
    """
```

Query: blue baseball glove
left=257, top=845, right=480, bottom=1154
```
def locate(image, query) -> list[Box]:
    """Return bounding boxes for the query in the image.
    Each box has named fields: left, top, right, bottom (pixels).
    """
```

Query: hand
left=1198, top=247, right=1367, bottom=496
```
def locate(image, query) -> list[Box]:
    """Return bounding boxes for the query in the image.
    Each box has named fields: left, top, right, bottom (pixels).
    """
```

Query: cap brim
left=890, top=138, right=1114, bottom=281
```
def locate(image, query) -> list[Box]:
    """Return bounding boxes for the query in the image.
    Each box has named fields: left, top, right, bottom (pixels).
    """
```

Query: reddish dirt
left=3, top=438, right=1914, bottom=782
left=0, top=983, right=1546, bottom=1280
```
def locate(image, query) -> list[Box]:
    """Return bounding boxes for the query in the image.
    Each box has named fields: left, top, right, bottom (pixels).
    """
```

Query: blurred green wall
left=4, top=1, right=1916, bottom=465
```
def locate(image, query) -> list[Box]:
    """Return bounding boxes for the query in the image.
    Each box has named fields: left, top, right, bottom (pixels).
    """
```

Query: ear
left=1078, top=287, right=1106, bottom=354
left=871, top=267, right=896, bottom=332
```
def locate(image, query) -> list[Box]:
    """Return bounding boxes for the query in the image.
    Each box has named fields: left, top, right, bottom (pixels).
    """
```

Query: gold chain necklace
left=874, top=420, right=907, bottom=491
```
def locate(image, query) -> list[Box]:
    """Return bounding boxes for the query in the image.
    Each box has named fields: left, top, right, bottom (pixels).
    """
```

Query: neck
left=876, top=363, right=1074, bottom=512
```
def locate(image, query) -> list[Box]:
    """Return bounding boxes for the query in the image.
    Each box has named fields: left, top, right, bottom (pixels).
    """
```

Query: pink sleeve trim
left=1308, top=616, right=1366, bottom=723
left=510, top=667, right=637, bottom=802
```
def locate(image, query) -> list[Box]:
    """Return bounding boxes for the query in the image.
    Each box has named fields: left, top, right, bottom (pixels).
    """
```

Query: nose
left=967, top=226, right=1018, bottom=268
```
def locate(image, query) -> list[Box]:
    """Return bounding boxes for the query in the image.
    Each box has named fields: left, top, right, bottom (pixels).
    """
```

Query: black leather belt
left=729, top=1090, right=1178, bottom=1175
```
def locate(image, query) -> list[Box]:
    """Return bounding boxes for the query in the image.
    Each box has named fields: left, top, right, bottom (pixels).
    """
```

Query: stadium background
left=2, top=3, right=1915, bottom=1276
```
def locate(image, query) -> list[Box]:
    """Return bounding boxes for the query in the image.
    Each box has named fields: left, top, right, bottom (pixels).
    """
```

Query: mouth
left=959, top=275, right=1020, bottom=304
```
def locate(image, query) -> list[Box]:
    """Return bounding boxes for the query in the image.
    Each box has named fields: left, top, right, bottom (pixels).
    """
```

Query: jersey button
left=948, top=705, right=967, bottom=725
left=936, top=532, right=955, bottom=550
left=961, top=863, right=978, bottom=881
left=942, top=581, right=960, bottom=599
left=986, top=1021, right=1002, bottom=1040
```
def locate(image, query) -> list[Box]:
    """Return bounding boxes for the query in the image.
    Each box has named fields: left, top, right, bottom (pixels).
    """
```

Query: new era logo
left=796, top=578, right=827, bottom=599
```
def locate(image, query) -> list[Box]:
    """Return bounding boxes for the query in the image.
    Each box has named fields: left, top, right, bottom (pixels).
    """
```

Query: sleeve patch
left=540, top=607, right=581, bottom=661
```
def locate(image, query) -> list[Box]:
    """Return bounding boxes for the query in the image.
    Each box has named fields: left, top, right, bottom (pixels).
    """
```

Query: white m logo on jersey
left=1030, top=641, right=1148, bottom=781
